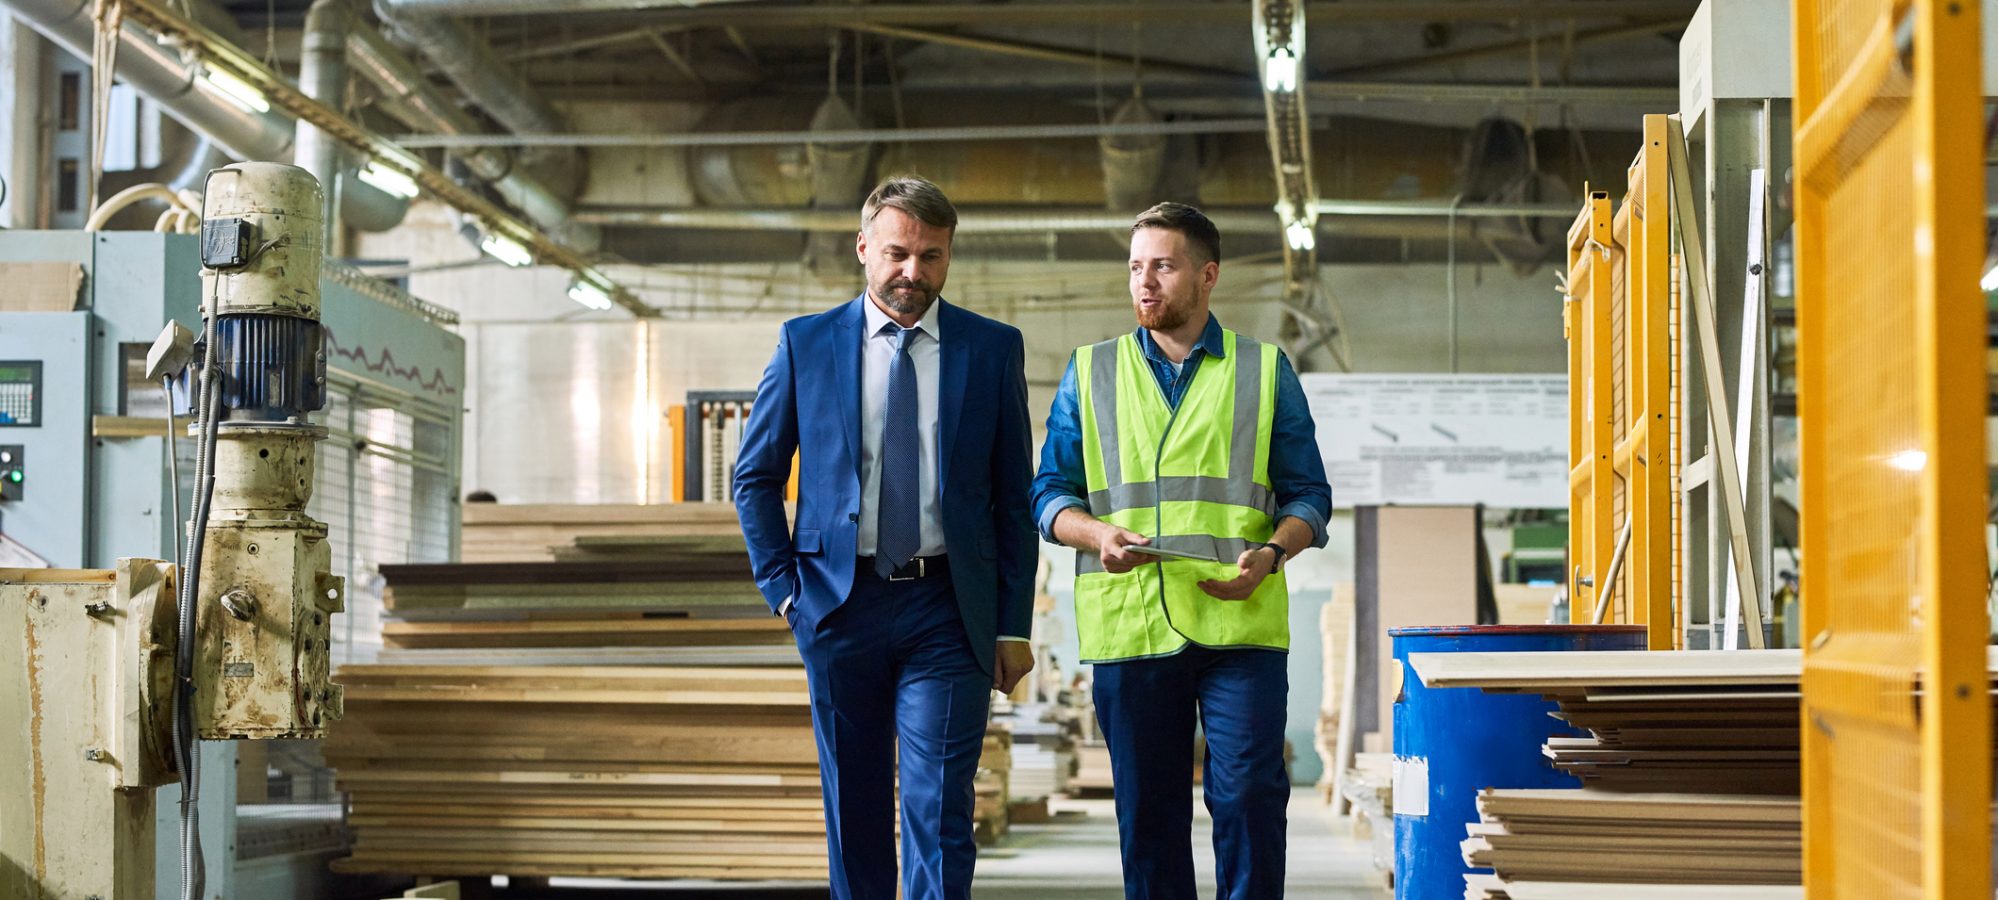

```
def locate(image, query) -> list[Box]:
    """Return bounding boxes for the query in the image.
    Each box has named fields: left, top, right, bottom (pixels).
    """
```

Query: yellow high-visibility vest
left=1072, top=329, right=1288, bottom=664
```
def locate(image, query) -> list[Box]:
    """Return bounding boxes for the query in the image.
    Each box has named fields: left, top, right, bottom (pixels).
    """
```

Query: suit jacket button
left=848, top=513, right=859, bottom=522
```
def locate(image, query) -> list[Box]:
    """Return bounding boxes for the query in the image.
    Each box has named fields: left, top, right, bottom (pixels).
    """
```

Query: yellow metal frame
left=1563, top=115, right=1679, bottom=649
left=1793, top=1, right=1989, bottom=897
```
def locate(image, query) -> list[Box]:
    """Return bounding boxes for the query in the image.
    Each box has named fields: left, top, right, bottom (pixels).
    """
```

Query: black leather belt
left=859, top=554, right=950, bottom=582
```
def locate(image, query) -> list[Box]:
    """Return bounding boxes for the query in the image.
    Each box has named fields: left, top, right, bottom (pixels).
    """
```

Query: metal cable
left=172, top=259, right=223, bottom=900
left=162, top=378, right=182, bottom=567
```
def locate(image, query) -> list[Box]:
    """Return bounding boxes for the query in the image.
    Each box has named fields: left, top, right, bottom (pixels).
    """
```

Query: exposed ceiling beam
left=376, top=1, right=1702, bottom=26
left=646, top=29, right=706, bottom=85
left=1328, top=17, right=1687, bottom=79
left=393, top=116, right=1278, bottom=148
left=118, top=0, right=657, bottom=316
left=1310, top=80, right=1675, bottom=106
left=848, top=23, right=1245, bottom=81
left=500, top=26, right=687, bottom=63
left=574, top=203, right=1569, bottom=233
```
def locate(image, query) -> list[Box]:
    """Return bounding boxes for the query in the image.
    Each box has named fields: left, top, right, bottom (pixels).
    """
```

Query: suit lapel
left=937, top=300, right=970, bottom=494
left=834, top=295, right=865, bottom=479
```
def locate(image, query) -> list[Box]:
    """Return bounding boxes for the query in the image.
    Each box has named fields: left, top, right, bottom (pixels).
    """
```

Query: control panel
left=0, top=361, right=40, bottom=426
left=0, top=446, right=20, bottom=502
left=0, top=313, right=89, bottom=566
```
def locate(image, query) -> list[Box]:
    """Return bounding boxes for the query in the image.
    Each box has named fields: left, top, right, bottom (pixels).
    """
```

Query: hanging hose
left=162, top=377, right=182, bottom=570
left=171, top=290, right=221, bottom=900
left=85, top=182, right=201, bottom=231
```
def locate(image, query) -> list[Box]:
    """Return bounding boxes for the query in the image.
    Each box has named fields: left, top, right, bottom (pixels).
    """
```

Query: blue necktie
left=875, top=325, right=921, bottom=578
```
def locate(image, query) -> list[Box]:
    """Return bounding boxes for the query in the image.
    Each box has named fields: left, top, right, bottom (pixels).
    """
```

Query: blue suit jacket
left=733, top=295, right=1037, bottom=675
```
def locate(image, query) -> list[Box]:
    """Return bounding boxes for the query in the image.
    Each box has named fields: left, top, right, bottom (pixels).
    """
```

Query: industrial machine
left=1, top=162, right=464, bottom=899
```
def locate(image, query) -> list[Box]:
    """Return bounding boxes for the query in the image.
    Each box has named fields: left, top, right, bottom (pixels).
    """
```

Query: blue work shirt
left=1031, top=314, right=1333, bottom=548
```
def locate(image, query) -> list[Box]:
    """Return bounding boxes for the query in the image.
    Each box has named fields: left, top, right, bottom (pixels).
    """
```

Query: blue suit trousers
left=792, top=562, right=992, bottom=900
left=1094, top=645, right=1290, bottom=900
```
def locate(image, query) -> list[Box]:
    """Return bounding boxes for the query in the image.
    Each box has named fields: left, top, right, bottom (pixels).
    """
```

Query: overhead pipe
left=1, top=0, right=409, bottom=230
left=299, top=0, right=347, bottom=239
left=373, top=0, right=595, bottom=247
left=805, top=94, right=872, bottom=274
left=377, top=0, right=760, bottom=13
left=572, top=205, right=1494, bottom=240
left=345, top=23, right=575, bottom=235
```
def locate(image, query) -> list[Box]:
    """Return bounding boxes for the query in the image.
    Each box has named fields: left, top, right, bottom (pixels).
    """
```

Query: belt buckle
left=888, top=558, right=925, bottom=582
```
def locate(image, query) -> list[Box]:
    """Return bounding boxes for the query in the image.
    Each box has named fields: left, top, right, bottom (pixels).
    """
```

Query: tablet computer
left=1122, top=544, right=1225, bottom=564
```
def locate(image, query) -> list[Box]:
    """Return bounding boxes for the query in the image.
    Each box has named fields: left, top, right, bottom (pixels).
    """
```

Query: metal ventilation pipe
left=345, top=23, right=574, bottom=233
left=372, top=0, right=593, bottom=246
left=299, top=0, right=348, bottom=239
left=0, top=0, right=410, bottom=230
left=1099, top=95, right=1166, bottom=214
left=806, top=94, right=871, bottom=275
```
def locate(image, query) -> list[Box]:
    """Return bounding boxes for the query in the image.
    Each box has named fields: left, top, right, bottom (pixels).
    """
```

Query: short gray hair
left=861, top=176, right=959, bottom=233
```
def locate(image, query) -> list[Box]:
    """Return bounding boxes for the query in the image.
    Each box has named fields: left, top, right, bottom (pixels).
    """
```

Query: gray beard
left=873, top=285, right=936, bottom=317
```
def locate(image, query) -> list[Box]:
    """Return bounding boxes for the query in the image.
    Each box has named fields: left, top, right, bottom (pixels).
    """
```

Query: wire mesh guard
left=1793, top=1, right=1989, bottom=897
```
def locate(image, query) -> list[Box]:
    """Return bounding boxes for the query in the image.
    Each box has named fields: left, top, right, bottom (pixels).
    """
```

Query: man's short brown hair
left=1131, top=202, right=1221, bottom=265
left=862, top=176, right=959, bottom=233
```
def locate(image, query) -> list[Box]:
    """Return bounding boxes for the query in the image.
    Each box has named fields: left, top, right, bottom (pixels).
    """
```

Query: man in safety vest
left=1031, top=202, right=1332, bottom=899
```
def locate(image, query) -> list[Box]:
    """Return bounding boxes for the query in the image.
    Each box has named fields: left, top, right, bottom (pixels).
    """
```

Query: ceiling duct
left=345, top=21, right=574, bottom=235
left=1458, top=117, right=1567, bottom=274
left=805, top=93, right=873, bottom=277
left=1099, top=95, right=1168, bottom=215
left=1, top=0, right=410, bottom=230
left=373, top=0, right=595, bottom=247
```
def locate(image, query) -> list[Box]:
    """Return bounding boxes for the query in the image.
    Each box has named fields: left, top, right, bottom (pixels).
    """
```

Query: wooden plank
left=1500, top=885, right=1801, bottom=900
left=1409, top=649, right=1807, bottom=690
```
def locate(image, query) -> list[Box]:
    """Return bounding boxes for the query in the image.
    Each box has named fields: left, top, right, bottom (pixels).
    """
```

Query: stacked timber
left=331, top=503, right=824, bottom=882
left=1337, top=753, right=1394, bottom=882
left=975, top=723, right=1014, bottom=845
left=325, top=665, right=825, bottom=881
left=1408, top=648, right=1998, bottom=898
left=459, top=502, right=752, bottom=563
left=1468, top=882, right=1800, bottom=900
left=1072, top=741, right=1115, bottom=795
left=1459, top=790, right=1800, bottom=898
left=1000, top=703, right=1081, bottom=804
left=1406, top=649, right=1809, bottom=794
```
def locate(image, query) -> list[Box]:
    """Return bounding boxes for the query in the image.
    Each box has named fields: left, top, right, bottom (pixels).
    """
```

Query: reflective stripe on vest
left=1071, top=329, right=1289, bottom=663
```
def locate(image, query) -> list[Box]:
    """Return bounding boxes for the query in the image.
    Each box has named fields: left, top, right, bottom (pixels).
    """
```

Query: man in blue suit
left=734, top=176, right=1038, bottom=900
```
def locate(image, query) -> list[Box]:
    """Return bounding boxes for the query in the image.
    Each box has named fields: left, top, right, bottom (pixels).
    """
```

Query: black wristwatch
left=1260, top=540, right=1294, bottom=573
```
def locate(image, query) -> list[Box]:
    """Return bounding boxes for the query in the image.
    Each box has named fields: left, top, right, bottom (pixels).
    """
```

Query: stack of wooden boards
left=1405, top=647, right=1998, bottom=897
left=458, top=502, right=754, bottom=563
left=975, top=723, right=1013, bottom=845
left=1460, top=790, right=1800, bottom=898
left=1408, top=648, right=1814, bottom=794
left=326, top=664, right=825, bottom=880
left=1000, top=703, right=1081, bottom=806
left=331, top=503, right=828, bottom=882
left=1073, top=741, right=1116, bottom=794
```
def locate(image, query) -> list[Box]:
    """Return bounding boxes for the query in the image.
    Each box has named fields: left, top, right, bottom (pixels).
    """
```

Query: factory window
left=55, top=158, right=77, bottom=212
left=57, top=72, right=78, bottom=131
left=98, top=86, right=158, bottom=173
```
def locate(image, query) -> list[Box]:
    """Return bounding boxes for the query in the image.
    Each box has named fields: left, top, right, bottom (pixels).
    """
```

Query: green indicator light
left=8, top=471, right=20, bottom=483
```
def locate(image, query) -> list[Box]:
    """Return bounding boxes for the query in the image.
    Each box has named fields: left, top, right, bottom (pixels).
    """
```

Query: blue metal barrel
left=1390, top=624, right=1647, bottom=900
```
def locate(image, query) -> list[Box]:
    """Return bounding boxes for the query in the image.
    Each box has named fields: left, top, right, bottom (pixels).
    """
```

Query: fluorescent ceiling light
left=1284, top=219, right=1315, bottom=252
left=356, top=161, right=420, bottom=199
left=480, top=231, right=534, bottom=268
left=567, top=278, right=614, bottom=311
left=1263, top=46, right=1299, bottom=94
left=200, top=67, right=269, bottom=113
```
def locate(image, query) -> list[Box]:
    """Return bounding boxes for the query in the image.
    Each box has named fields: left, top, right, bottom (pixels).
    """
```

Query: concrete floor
left=972, top=794, right=1387, bottom=899
left=496, top=791, right=1389, bottom=900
